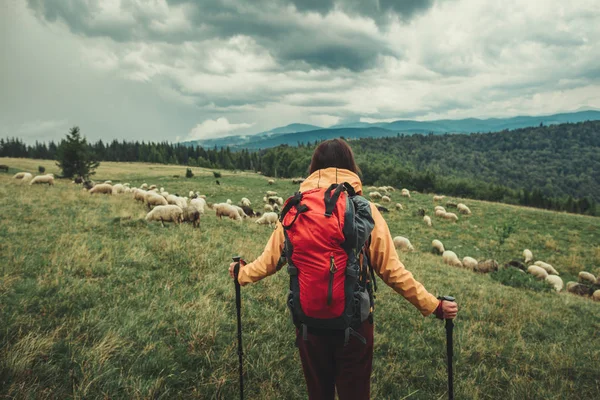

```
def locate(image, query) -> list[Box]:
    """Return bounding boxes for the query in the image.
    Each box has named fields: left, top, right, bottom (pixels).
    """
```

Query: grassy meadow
left=1, top=157, right=599, bottom=399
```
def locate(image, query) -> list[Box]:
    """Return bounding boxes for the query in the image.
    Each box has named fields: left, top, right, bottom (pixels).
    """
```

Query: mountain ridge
left=181, top=110, right=600, bottom=149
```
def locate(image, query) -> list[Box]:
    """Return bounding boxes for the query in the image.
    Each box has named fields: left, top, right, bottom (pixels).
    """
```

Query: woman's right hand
left=228, top=260, right=246, bottom=280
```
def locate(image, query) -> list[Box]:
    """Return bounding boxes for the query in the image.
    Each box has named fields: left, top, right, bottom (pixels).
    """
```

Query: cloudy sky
left=1, top=0, right=600, bottom=144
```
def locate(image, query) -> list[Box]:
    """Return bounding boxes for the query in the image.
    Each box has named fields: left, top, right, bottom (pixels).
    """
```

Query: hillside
left=1, top=159, right=599, bottom=399
left=257, top=121, right=600, bottom=207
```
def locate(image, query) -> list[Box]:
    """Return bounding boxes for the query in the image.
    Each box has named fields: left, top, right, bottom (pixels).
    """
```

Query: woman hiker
left=229, top=138, right=458, bottom=400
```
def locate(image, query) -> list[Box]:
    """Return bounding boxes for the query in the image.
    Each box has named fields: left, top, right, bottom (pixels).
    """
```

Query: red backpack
left=278, top=182, right=376, bottom=345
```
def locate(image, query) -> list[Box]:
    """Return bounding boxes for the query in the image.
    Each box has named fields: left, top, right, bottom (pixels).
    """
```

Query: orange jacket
left=238, top=167, right=440, bottom=317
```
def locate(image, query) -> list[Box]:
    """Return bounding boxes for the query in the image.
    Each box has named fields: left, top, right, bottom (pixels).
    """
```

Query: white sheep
left=29, top=174, right=55, bottom=185
left=104, top=180, right=112, bottom=184
left=545, top=275, right=564, bottom=292
left=474, top=259, right=499, bottom=273
left=432, top=239, right=445, bottom=255
left=145, top=205, right=183, bottom=225
left=527, top=265, right=548, bottom=280
left=264, top=204, right=274, bottom=212
left=457, top=203, right=471, bottom=215
left=226, top=199, right=232, bottom=205
left=149, top=185, right=157, bottom=190
left=435, top=209, right=446, bottom=217
left=392, top=236, right=414, bottom=252
left=275, top=197, right=284, bottom=206
left=381, top=195, right=391, bottom=203
left=593, top=290, right=600, bottom=301
left=442, top=251, right=462, bottom=268
left=160, top=191, right=170, bottom=198
left=534, top=261, right=559, bottom=275
left=423, top=215, right=432, bottom=227
left=395, top=203, right=403, bottom=211
left=146, top=192, right=169, bottom=208
left=578, top=271, right=597, bottom=285
left=241, top=197, right=251, bottom=207
left=133, top=189, right=147, bottom=202
left=266, top=191, right=278, bottom=197
left=256, top=212, right=279, bottom=226
left=232, top=205, right=248, bottom=219
left=189, top=198, right=207, bottom=214
left=214, top=203, right=242, bottom=221
left=433, top=195, right=445, bottom=201
left=141, top=183, right=149, bottom=189
left=268, top=179, right=275, bottom=185
left=523, top=249, right=533, bottom=264
left=442, top=212, right=459, bottom=222
left=166, top=195, right=187, bottom=209
left=89, top=183, right=113, bottom=195
left=434, top=206, right=446, bottom=213
left=112, top=184, right=126, bottom=194
left=13, top=172, right=26, bottom=179
left=369, top=192, right=382, bottom=200
left=462, top=257, right=478, bottom=271
left=401, top=189, right=410, bottom=198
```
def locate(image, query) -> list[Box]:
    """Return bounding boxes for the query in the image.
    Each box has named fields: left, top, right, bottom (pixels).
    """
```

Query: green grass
left=1, top=158, right=599, bottom=399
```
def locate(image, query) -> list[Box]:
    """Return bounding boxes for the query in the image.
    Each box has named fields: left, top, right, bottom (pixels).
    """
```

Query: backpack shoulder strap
left=323, top=183, right=347, bottom=217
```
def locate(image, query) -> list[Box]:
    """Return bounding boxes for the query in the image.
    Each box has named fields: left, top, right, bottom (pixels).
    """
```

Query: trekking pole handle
left=439, top=295, right=456, bottom=327
left=232, top=256, right=242, bottom=279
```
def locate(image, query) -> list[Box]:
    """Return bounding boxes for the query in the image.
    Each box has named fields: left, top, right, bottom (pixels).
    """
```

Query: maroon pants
left=296, top=320, right=374, bottom=400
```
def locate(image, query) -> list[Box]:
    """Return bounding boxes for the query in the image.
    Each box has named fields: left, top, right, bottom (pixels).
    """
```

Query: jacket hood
left=299, top=168, right=363, bottom=195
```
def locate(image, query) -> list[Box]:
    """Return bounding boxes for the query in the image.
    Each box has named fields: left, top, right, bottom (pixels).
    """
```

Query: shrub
left=38, top=166, right=45, bottom=173
left=491, top=268, right=554, bottom=292
left=186, top=168, right=194, bottom=178
left=213, top=171, right=222, bottom=178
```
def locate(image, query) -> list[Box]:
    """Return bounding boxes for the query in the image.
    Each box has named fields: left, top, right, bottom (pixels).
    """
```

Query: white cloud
left=186, top=118, right=254, bottom=141
left=309, top=114, right=341, bottom=127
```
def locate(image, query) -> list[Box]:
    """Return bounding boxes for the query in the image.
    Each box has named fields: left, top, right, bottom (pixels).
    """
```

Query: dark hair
left=308, top=138, right=360, bottom=175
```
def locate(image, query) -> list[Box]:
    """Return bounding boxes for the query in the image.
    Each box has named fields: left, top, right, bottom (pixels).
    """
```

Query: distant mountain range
left=181, top=110, right=600, bottom=150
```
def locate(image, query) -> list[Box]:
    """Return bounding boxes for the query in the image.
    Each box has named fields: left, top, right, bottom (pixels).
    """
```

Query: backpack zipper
left=327, top=255, right=336, bottom=305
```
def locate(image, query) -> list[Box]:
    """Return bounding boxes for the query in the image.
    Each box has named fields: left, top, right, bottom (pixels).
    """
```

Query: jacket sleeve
left=237, top=221, right=285, bottom=286
left=368, top=204, right=440, bottom=316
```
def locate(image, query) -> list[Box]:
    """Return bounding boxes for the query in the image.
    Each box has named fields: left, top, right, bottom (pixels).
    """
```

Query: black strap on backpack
left=280, top=192, right=308, bottom=229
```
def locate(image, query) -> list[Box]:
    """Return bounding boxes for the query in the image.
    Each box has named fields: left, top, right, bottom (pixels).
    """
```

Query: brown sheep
left=182, top=206, right=200, bottom=228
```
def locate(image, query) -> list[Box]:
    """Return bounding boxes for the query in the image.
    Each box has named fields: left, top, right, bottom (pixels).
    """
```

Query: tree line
left=0, top=136, right=261, bottom=171
left=1, top=121, right=598, bottom=216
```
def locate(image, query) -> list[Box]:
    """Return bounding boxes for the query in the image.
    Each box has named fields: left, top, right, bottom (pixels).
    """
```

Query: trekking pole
left=232, top=256, right=244, bottom=400
left=440, top=295, right=456, bottom=400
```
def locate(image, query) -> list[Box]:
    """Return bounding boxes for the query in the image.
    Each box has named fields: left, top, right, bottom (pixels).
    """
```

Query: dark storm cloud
left=26, top=0, right=437, bottom=71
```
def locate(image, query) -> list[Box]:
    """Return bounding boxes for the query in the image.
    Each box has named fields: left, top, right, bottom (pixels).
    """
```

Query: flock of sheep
left=11, top=170, right=599, bottom=302
left=13, top=172, right=55, bottom=185
left=85, top=180, right=284, bottom=228
left=388, top=191, right=599, bottom=302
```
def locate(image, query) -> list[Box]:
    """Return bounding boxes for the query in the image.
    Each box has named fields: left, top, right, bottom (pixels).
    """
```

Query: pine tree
left=56, top=126, right=100, bottom=179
